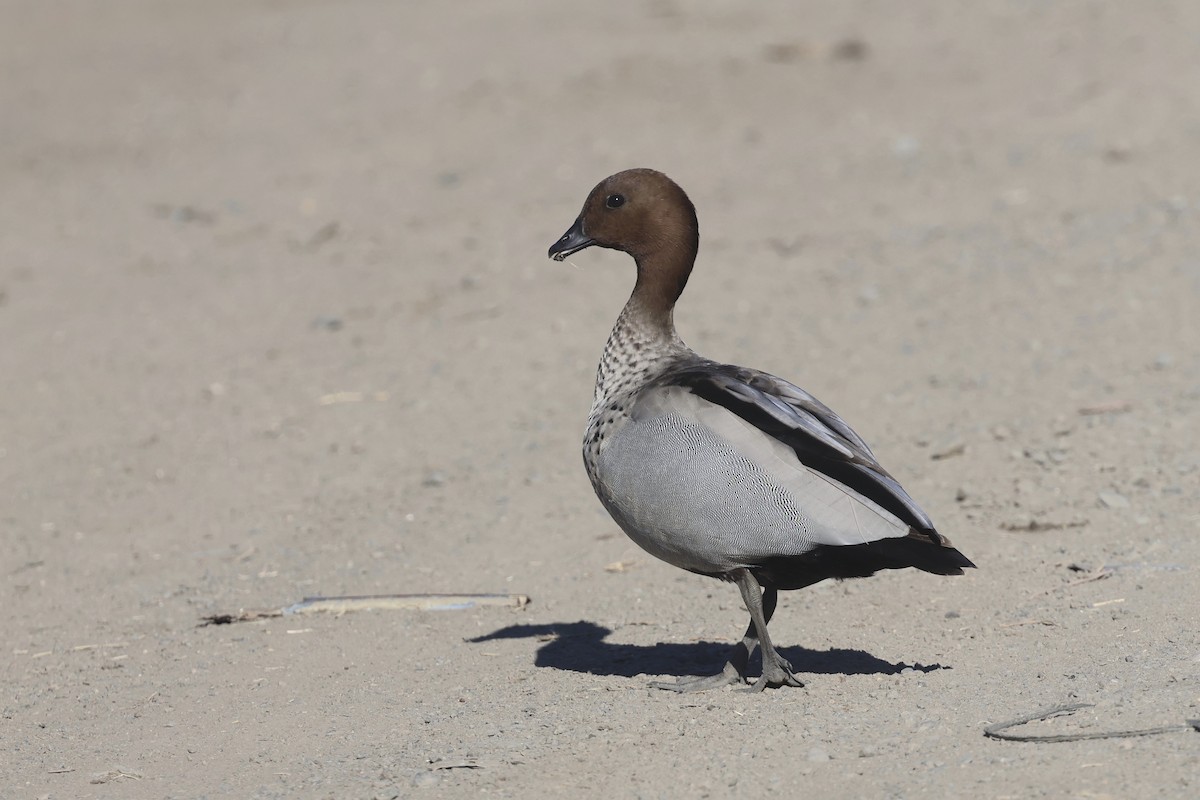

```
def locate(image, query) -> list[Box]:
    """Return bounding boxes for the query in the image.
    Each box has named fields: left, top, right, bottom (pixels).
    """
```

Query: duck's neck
left=591, top=248, right=696, bottom=409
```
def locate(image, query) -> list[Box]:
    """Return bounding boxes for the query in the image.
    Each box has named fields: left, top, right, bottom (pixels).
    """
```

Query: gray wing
left=596, top=385, right=909, bottom=570
left=652, top=362, right=937, bottom=534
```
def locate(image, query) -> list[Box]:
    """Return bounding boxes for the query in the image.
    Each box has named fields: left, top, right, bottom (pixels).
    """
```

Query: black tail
left=749, top=531, right=975, bottom=591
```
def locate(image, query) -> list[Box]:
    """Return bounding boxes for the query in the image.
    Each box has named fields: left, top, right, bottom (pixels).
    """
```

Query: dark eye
left=605, top=194, right=626, bottom=209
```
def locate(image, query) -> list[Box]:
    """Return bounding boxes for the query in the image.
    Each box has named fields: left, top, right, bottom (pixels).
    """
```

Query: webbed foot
left=651, top=660, right=746, bottom=693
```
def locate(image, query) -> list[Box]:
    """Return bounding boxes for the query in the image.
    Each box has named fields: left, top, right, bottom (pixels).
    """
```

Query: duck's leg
left=651, top=569, right=795, bottom=693
left=731, top=568, right=804, bottom=691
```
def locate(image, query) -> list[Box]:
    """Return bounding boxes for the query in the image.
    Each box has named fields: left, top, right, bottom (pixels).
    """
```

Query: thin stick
left=283, top=594, right=531, bottom=615
left=200, top=593, right=531, bottom=626
left=985, top=703, right=1200, bottom=743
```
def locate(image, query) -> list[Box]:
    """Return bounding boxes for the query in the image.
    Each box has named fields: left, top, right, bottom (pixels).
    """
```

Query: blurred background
left=2, top=1, right=1198, bottom=795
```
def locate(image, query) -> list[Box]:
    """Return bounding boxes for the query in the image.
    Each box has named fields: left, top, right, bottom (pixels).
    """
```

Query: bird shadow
left=468, top=621, right=948, bottom=679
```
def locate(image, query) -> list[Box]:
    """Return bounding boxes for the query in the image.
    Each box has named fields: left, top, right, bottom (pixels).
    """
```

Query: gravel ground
left=2, top=1, right=1198, bottom=797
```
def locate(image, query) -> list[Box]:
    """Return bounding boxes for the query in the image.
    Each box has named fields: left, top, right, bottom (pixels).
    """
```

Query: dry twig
left=200, top=593, right=531, bottom=625
left=985, top=703, right=1200, bottom=743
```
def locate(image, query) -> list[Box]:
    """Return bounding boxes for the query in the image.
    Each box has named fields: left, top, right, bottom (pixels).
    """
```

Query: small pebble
left=411, top=771, right=440, bottom=788
left=806, top=747, right=830, bottom=763
left=1097, top=491, right=1130, bottom=509
left=311, top=315, right=344, bottom=331
left=930, top=438, right=966, bottom=460
left=831, top=38, right=869, bottom=61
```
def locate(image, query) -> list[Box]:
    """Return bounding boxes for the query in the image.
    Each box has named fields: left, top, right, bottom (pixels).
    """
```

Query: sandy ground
left=2, top=1, right=1199, bottom=797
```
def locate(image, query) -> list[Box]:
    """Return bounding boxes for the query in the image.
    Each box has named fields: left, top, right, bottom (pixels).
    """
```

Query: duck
left=548, top=168, right=975, bottom=692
